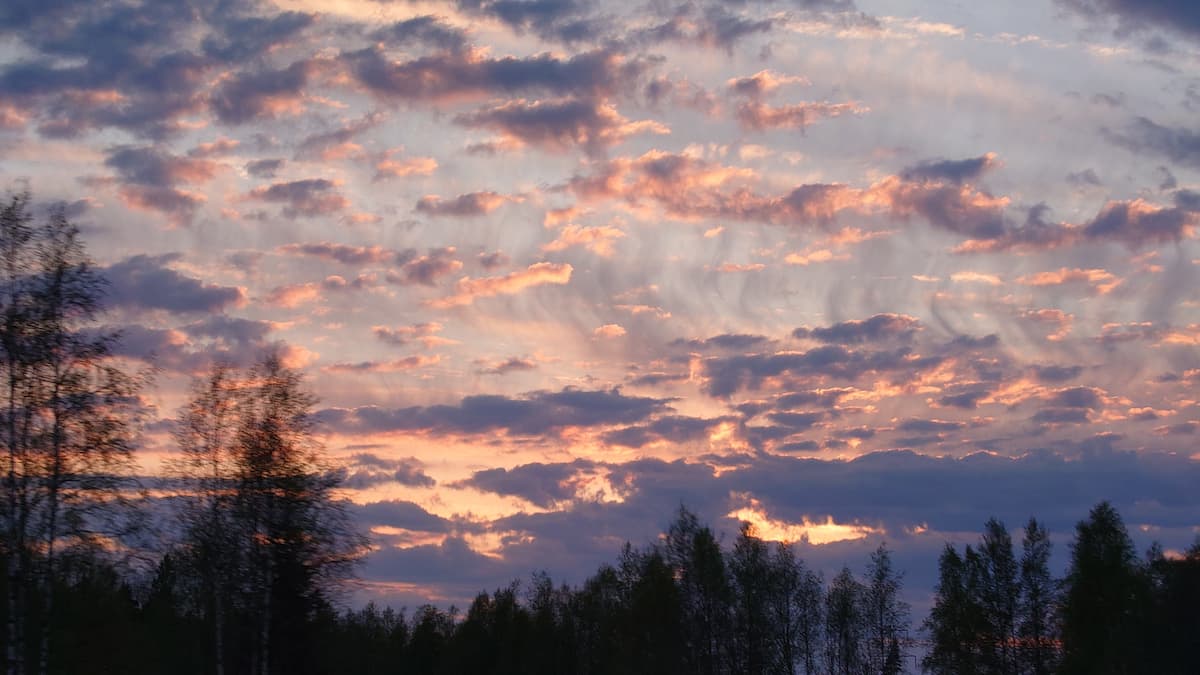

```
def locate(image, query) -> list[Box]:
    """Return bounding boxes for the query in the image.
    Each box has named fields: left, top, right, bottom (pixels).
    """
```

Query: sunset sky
left=2, top=0, right=1199, bottom=609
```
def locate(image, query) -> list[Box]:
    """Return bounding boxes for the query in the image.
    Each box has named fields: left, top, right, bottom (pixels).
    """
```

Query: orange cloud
left=1016, top=267, right=1123, bottom=295
left=593, top=324, right=627, bottom=338
left=430, top=262, right=573, bottom=307
left=542, top=224, right=626, bottom=256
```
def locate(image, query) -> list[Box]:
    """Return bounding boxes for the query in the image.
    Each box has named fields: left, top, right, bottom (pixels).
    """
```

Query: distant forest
left=2, top=191, right=1198, bottom=675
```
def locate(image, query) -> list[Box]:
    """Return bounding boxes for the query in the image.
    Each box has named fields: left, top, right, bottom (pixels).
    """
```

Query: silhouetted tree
left=171, top=364, right=241, bottom=675
left=1059, top=501, right=1145, bottom=675
left=882, top=636, right=903, bottom=675
left=231, top=353, right=367, bottom=675
left=864, top=543, right=909, bottom=674
left=1142, top=538, right=1200, bottom=674
left=730, top=522, right=772, bottom=674
left=664, top=506, right=732, bottom=675
left=792, top=562, right=823, bottom=675
left=824, top=566, right=864, bottom=675
left=979, top=519, right=1019, bottom=675
left=923, top=544, right=982, bottom=675
left=1017, top=518, right=1056, bottom=675
left=624, top=547, right=684, bottom=674
left=0, top=190, right=142, bottom=675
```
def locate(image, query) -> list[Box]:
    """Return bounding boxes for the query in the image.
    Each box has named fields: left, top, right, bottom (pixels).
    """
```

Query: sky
left=2, top=0, right=1199, bottom=611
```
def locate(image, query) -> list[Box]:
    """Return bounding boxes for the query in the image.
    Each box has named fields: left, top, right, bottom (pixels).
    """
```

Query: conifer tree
left=1060, top=501, right=1146, bottom=675
left=1017, top=518, right=1056, bottom=675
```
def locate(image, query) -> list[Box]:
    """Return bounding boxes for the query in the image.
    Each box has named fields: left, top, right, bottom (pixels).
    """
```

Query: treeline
left=2, top=190, right=1199, bottom=674
left=924, top=504, right=1200, bottom=675
left=329, top=513, right=910, bottom=675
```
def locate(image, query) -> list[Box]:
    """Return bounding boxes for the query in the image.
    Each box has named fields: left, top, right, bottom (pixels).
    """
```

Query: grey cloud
left=793, top=313, right=920, bottom=344
left=1048, top=386, right=1103, bottom=409
left=105, top=145, right=216, bottom=187
left=1032, top=407, right=1091, bottom=424
left=247, top=178, right=348, bottom=218
left=602, top=415, right=730, bottom=448
left=415, top=192, right=503, bottom=217
left=455, top=97, right=651, bottom=155
left=294, top=113, right=381, bottom=160
left=182, top=315, right=275, bottom=346
left=702, top=345, right=942, bottom=397
left=390, top=248, right=462, bottom=285
left=478, top=357, right=538, bottom=375
left=672, top=333, right=772, bottom=351
left=245, top=158, right=285, bottom=178
left=1106, top=117, right=1200, bottom=169
left=355, top=499, right=451, bottom=532
left=1031, top=364, right=1083, bottom=383
left=1056, top=0, right=1200, bottom=41
left=318, top=387, right=672, bottom=437
left=901, top=155, right=996, bottom=184
left=103, top=254, right=244, bottom=314
left=1081, top=198, right=1191, bottom=247
left=372, top=15, right=469, bottom=51
left=344, top=454, right=436, bottom=489
left=210, top=60, right=316, bottom=125
left=455, top=460, right=595, bottom=507
left=278, top=242, right=397, bottom=265
left=343, top=47, right=645, bottom=102
left=937, top=390, right=990, bottom=410
left=202, top=11, right=315, bottom=61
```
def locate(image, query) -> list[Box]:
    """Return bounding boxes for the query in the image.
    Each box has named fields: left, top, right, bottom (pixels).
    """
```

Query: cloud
left=247, top=179, right=349, bottom=218
left=734, top=100, right=866, bottom=131
left=277, top=242, right=397, bottom=265
left=245, top=158, right=285, bottom=178
left=182, top=314, right=277, bottom=346
left=702, top=344, right=942, bottom=397
left=415, top=191, right=506, bottom=217
left=390, top=248, right=464, bottom=286
left=593, top=323, right=627, bottom=338
left=342, top=47, right=646, bottom=103
left=1016, top=267, right=1122, bottom=294
left=1031, top=365, right=1084, bottom=383
left=455, top=97, right=667, bottom=155
left=355, top=499, right=451, bottom=532
left=455, top=460, right=596, bottom=508
left=374, top=323, right=450, bottom=349
left=294, top=112, right=383, bottom=161
left=343, top=454, right=436, bottom=489
left=318, top=387, right=671, bottom=437
left=104, top=145, right=218, bottom=223
left=896, top=418, right=965, bottom=433
left=374, top=152, right=438, bottom=181
left=210, top=59, right=318, bottom=125
left=674, top=333, right=772, bottom=351
left=1056, top=0, right=1200, bottom=41
left=900, top=154, right=998, bottom=184
left=322, top=355, right=440, bottom=374
left=476, top=356, right=538, bottom=375
left=202, top=10, right=315, bottom=62
left=727, top=70, right=810, bottom=98
left=793, top=314, right=921, bottom=344
left=371, top=15, right=469, bottom=52
left=430, top=262, right=572, bottom=307
left=264, top=283, right=321, bottom=309
left=542, top=224, right=626, bottom=256
left=103, top=254, right=245, bottom=314
left=638, top=7, right=774, bottom=50
left=1081, top=198, right=1194, bottom=247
